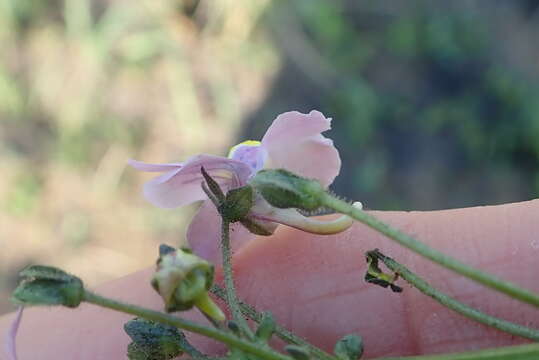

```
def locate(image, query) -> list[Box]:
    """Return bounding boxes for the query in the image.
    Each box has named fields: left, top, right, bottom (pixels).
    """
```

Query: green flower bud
left=12, top=265, right=84, bottom=308
left=249, top=169, right=325, bottom=211
left=152, top=246, right=225, bottom=321
left=334, top=334, right=363, bottom=360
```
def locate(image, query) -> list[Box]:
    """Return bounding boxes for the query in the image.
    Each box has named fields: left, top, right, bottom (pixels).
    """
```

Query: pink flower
left=129, top=110, right=345, bottom=263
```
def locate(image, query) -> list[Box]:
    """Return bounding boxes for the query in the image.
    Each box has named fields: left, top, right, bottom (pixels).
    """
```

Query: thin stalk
left=221, top=219, right=255, bottom=339
left=370, top=250, right=539, bottom=341
left=82, top=290, right=291, bottom=360
left=177, top=331, right=223, bottom=360
left=211, top=285, right=337, bottom=360
left=377, top=342, right=539, bottom=360
left=322, top=194, right=539, bottom=308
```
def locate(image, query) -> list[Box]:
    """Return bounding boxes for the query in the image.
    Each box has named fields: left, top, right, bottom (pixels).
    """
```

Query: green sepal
left=239, top=218, right=273, bottom=236
left=249, top=169, right=324, bottom=211
left=285, top=345, right=310, bottom=360
left=12, top=265, right=84, bottom=308
left=220, top=186, right=254, bottom=223
left=334, top=334, right=363, bottom=360
left=201, top=166, right=225, bottom=202
left=255, top=312, right=275, bottom=342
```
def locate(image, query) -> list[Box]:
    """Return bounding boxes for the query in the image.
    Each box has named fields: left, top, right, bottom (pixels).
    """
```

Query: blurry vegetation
left=2, top=0, right=539, bottom=314
left=0, top=0, right=277, bottom=314
left=244, top=1, right=539, bottom=210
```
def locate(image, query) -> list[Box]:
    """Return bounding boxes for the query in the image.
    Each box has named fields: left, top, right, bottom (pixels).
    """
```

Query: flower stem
left=210, top=284, right=337, bottom=360
left=369, top=250, right=539, bottom=341
left=221, top=219, right=254, bottom=339
left=176, top=331, right=223, bottom=360
left=82, top=290, right=290, bottom=360
left=376, top=342, right=539, bottom=360
left=322, top=194, right=539, bottom=308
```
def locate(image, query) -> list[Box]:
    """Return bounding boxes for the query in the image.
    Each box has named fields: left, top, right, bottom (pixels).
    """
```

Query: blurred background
left=2, top=0, right=539, bottom=315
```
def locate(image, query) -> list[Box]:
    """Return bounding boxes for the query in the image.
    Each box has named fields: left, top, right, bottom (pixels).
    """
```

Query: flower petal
left=131, top=155, right=253, bottom=208
left=228, top=141, right=267, bottom=173
left=5, top=307, right=23, bottom=360
left=127, top=159, right=183, bottom=172
left=261, top=110, right=341, bottom=187
left=187, top=200, right=255, bottom=264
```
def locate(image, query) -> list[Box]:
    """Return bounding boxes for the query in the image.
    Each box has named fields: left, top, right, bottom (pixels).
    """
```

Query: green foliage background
left=2, top=0, right=539, bottom=313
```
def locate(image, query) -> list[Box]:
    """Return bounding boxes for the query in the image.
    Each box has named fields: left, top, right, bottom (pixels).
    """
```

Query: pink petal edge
left=261, top=110, right=341, bottom=187
left=5, top=307, right=23, bottom=360
left=132, top=155, right=253, bottom=209
left=127, top=159, right=183, bottom=172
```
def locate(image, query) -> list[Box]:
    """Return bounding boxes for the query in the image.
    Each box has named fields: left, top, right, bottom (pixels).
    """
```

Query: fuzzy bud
left=249, top=169, right=325, bottom=211
left=152, top=245, right=225, bottom=321
left=12, top=265, right=84, bottom=308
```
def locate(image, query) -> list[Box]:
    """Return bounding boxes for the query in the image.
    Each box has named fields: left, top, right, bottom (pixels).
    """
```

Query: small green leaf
left=125, top=318, right=183, bottom=360
left=334, top=334, right=363, bottom=360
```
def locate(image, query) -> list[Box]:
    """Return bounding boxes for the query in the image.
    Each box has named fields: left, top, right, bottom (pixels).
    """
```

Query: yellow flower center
left=227, top=140, right=261, bottom=158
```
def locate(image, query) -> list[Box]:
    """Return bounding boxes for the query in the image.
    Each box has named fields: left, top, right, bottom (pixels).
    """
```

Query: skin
left=2, top=199, right=539, bottom=359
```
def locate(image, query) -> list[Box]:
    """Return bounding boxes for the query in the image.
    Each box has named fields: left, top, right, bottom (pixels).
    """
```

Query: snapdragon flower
left=130, top=111, right=356, bottom=262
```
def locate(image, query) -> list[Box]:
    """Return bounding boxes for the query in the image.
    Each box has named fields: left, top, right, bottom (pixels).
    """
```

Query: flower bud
left=249, top=169, right=325, bottom=211
left=152, top=246, right=225, bottom=321
left=12, top=265, right=84, bottom=308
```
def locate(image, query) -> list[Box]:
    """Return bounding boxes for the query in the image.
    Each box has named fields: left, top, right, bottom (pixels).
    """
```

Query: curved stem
left=322, top=194, right=539, bottom=308
left=82, top=290, right=290, bottom=360
left=369, top=250, right=539, bottom=341
left=221, top=219, right=254, bottom=339
left=376, top=342, right=539, bottom=360
left=210, top=285, right=337, bottom=360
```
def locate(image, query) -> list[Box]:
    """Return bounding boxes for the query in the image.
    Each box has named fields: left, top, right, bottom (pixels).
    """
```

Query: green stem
left=370, top=250, right=539, bottom=341
left=211, top=285, right=337, bottom=360
left=322, top=194, right=539, bottom=308
left=221, top=219, right=254, bottom=339
left=82, top=290, right=291, bottom=360
left=176, top=331, right=224, bottom=360
left=377, top=342, right=539, bottom=360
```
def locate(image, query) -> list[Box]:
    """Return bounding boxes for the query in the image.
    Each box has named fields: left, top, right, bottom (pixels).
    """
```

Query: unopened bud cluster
left=152, top=244, right=225, bottom=321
